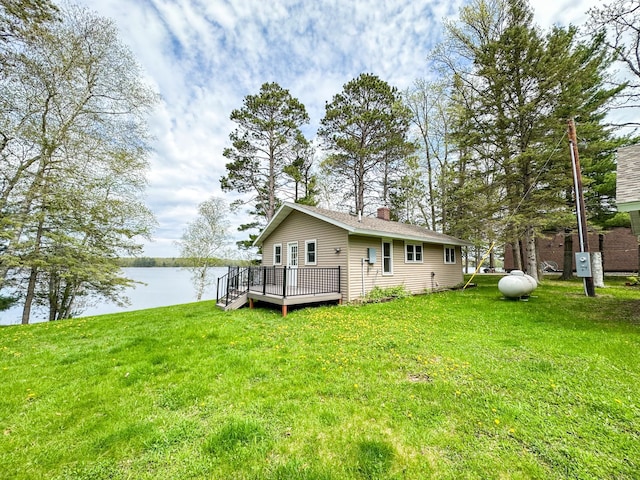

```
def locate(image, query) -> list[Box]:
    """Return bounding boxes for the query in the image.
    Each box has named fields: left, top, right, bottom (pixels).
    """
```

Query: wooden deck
left=217, top=266, right=342, bottom=316
left=247, top=284, right=342, bottom=316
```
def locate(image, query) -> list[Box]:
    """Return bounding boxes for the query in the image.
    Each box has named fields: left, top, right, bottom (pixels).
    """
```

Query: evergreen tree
left=437, top=0, right=622, bottom=280
left=318, top=73, right=416, bottom=215
left=220, top=82, right=310, bottom=229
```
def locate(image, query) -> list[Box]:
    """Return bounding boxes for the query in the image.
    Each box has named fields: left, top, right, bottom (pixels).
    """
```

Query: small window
left=274, top=244, right=282, bottom=265
left=382, top=241, right=392, bottom=275
left=405, top=243, right=423, bottom=263
left=305, top=239, right=317, bottom=265
left=444, top=246, right=456, bottom=264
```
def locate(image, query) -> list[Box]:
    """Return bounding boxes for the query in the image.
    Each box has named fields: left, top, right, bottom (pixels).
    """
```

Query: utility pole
left=568, top=118, right=595, bottom=297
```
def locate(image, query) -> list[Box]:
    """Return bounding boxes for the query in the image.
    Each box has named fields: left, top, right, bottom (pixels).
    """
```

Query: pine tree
left=220, top=82, right=310, bottom=228
left=318, top=73, right=416, bottom=215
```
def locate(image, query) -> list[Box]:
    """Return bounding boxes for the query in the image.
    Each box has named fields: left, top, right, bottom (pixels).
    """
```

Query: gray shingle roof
left=617, top=144, right=640, bottom=206
left=254, top=202, right=472, bottom=247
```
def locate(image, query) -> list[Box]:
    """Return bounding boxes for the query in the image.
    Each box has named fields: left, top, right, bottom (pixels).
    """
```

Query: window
left=382, top=241, right=393, bottom=274
left=444, top=246, right=456, bottom=264
left=405, top=243, right=423, bottom=263
left=305, top=239, right=317, bottom=265
left=273, top=244, right=282, bottom=265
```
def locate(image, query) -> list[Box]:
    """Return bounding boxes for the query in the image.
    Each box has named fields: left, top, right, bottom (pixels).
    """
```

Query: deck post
left=282, top=304, right=287, bottom=316
left=249, top=298, right=254, bottom=309
left=262, top=267, right=266, bottom=295
left=282, top=267, right=287, bottom=298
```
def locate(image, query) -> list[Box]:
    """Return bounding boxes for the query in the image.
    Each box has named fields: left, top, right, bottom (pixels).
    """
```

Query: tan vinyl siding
left=345, top=237, right=464, bottom=300
left=424, top=245, right=464, bottom=290
left=260, top=210, right=349, bottom=299
left=346, top=236, right=384, bottom=300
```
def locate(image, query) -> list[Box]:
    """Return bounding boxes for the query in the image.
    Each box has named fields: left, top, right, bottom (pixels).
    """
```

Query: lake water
left=0, top=267, right=230, bottom=326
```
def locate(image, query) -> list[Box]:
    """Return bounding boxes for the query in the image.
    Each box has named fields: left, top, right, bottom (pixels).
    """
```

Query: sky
left=73, top=0, right=605, bottom=258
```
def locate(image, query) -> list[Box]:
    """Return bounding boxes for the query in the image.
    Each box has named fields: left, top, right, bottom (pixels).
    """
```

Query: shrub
left=362, top=285, right=410, bottom=303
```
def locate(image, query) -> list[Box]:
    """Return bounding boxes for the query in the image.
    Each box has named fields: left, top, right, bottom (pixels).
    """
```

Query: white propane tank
left=498, top=270, right=538, bottom=299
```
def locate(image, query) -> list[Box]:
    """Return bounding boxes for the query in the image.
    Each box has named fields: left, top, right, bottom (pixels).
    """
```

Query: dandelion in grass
left=494, top=419, right=500, bottom=425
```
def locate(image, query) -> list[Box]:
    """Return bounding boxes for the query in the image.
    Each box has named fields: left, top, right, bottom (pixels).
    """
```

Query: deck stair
left=217, top=291, right=248, bottom=311
left=216, top=267, right=250, bottom=311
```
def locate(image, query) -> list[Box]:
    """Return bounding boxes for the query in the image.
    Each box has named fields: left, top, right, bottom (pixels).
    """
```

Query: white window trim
left=404, top=242, right=424, bottom=263
left=444, top=245, right=456, bottom=264
left=305, top=239, right=317, bottom=266
left=382, top=240, right=393, bottom=275
left=273, top=243, right=282, bottom=265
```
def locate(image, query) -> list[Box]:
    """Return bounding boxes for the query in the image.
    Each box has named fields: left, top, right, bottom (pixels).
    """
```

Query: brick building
left=504, top=227, right=639, bottom=273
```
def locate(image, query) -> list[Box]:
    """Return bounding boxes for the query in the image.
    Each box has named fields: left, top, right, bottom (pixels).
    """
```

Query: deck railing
left=216, top=266, right=250, bottom=307
left=217, top=266, right=341, bottom=306
left=249, top=266, right=341, bottom=298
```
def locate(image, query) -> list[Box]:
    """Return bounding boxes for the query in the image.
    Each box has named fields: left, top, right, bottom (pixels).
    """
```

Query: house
left=217, top=202, right=471, bottom=315
left=616, top=145, right=640, bottom=236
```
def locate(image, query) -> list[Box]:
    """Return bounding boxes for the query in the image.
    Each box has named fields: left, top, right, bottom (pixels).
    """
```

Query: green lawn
left=1, top=275, right=639, bottom=479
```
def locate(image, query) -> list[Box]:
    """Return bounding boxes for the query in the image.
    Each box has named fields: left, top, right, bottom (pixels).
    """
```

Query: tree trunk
left=425, top=143, right=435, bottom=231
left=465, top=246, right=469, bottom=274
left=599, top=233, right=605, bottom=271
left=511, top=242, right=522, bottom=271
left=560, top=229, right=574, bottom=280
left=591, top=252, right=604, bottom=288
left=21, top=267, right=38, bottom=325
left=267, top=153, right=275, bottom=221
left=21, top=217, right=46, bottom=324
left=57, top=280, right=77, bottom=320
left=357, top=156, right=365, bottom=215
left=525, top=227, right=539, bottom=283
left=48, top=273, right=59, bottom=321
left=535, top=237, right=543, bottom=280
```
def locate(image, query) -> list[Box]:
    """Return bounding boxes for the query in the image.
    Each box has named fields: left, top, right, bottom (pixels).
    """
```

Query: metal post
left=568, top=118, right=595, bottom=297
left=262, top=267, right=266, bottom=295
left=282, top=267, right=287, bottom=298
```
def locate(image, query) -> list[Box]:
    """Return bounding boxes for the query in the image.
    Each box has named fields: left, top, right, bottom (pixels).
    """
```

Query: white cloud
left=529, top=0, right=601, bottom=29
left=73, top=0, right=615, bottom=257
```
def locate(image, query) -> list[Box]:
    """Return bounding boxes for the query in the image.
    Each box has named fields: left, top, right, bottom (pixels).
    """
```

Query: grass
left=0, top=275, right=639, bottom=479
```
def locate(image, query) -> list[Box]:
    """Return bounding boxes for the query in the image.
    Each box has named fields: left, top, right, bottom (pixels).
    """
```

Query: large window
left=273, top=243, right=282, bottom=265
left=444, top=246, right=456, bottom=264
left=382, top=241, right=393, bottom=274
left=305, top=239, right=317, bottom=265
left=405, top=243, right=423, bottom=263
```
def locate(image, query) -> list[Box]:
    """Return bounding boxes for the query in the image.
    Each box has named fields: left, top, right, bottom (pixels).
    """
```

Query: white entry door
left=287, top=242, right=298, bottom=288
